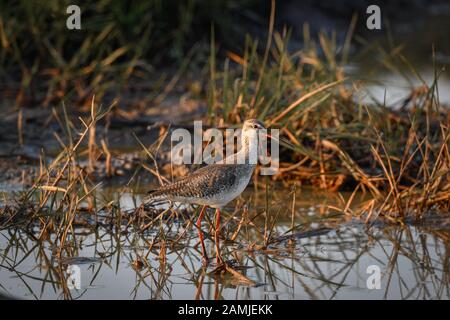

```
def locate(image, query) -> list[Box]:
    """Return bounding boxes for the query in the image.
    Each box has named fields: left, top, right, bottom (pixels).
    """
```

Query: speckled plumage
left=144, top=163, right=255, bottom=208
left=143, top=119, right=266, bottom=209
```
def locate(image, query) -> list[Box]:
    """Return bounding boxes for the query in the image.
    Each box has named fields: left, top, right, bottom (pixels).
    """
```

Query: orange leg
left=214, top=208, right=223, bottom=265
left=196, top=205, right=208, bottom=264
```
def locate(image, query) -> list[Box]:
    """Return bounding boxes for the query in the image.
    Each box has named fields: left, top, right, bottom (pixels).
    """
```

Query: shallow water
left=0, top=189, right=448, bottom=300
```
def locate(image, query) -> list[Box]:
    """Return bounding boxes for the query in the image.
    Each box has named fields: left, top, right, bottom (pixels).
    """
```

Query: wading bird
left=144, top=119, right=271, bottom=265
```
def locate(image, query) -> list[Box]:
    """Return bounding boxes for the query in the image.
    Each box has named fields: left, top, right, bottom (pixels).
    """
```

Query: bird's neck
left=238, top=130, right=258, bottom=164
left=222, top=129, right=258, bottom=165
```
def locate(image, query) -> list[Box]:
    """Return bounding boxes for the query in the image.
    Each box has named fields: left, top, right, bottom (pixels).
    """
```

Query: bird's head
left=242, top=119, right=266, bottom=132
left=240, top=119, right=267, bottom=153
left=242, top=118, right=294, bottom=147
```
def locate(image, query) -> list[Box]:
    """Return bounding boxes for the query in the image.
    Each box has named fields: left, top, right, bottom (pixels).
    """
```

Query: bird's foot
left=209, top=262, right=256, bottom=286
left=201, top=255, right=210, bottom=266
left=209, top=261, right=228, bottom=275
left=216, top=255, right=224, bottom=267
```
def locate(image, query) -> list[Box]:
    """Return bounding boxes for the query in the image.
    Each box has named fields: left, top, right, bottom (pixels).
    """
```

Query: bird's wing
left=145, top=164, right=238, bottom=201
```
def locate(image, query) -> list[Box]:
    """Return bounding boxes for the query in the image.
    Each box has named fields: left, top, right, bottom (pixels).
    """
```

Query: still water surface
left=0, top=189, right=448, bottom=300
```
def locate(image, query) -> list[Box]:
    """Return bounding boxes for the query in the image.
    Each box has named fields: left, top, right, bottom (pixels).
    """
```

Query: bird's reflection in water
left=0, top=190, right=448, bottom=300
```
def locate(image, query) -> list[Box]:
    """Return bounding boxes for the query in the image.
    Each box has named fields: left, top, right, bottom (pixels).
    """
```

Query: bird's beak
left=265, top=132, right=297, bottom=149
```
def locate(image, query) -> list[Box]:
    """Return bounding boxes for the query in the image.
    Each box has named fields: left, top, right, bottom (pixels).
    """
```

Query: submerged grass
left=1, top=187, right=448, bottom=299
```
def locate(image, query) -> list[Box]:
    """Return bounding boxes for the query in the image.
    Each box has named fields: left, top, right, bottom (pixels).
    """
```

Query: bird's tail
left=142, top=188, right=171, bottom=207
